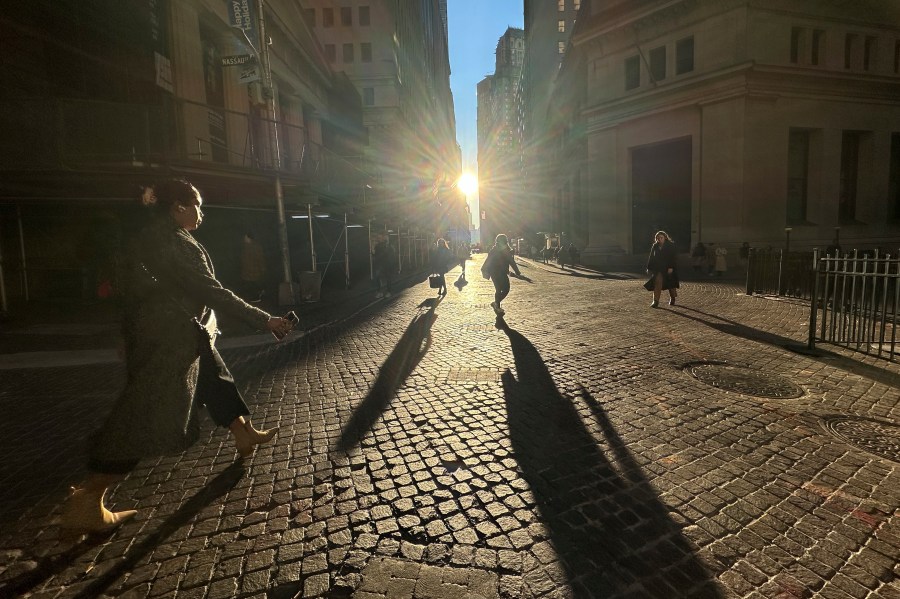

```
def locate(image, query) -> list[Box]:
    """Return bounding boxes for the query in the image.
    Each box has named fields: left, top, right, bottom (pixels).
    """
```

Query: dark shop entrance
left=630, top=137, right=692, bottom=254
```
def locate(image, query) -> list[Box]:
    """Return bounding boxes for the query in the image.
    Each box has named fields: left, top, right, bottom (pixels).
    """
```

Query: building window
left=574, top=0, right=581, bottom=9
left=304, top=8, right=315, bottom=26
left=558, top=20, right=565, bottom=33
left=625, top=55, right=640, bottom=90
left=323, top=7, right=334, bottom=27
left=891, top=133, right=900, bottom=218
left=324, top=44, right=336, bottom=62
left=558, top=0, right=565, bottom=11
left=363, top=87, right=375, bottom=106
left=845, top=33, right=857, bottom=69
left=864, top=36, right=877, bottom=71
left=839, top=131, right=860, bottom=223
left=649, top=46, right=666, bottom=81
left=359, top=6, right=371, bottom=26
left=361, top=42, right=372, bottom=62
left=341, top=6, right=352, bottom=26
left=790, top=27, right=802, bottom=63
left=343, top=43, right=354, bottom=62
left=811, top=30, right=825, bottom=65
left=676, top=36, right=694, bottom=74
left=558, top=41, right=565, bottom=54
left=787, top=129, right=810, bottom=224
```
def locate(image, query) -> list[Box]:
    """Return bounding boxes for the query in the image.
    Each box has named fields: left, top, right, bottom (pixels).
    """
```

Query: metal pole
left=17, top=205, right=28, bottom=302
left=808, top=248, right=820, bottom=350
left=397, top=228, right=403, bottom=274
left=256, top=0, right=294, bottom=304
left=0, top=215, right=8, bottom=312
left=308, top=204, right=316, bottom=272
left=344, top=213, right=350, bottom=289
left=368, top=219, right=373, bottom=280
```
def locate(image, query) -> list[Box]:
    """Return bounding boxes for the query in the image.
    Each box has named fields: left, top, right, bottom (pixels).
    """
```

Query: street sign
left=222, top=54, right=252, bottom=66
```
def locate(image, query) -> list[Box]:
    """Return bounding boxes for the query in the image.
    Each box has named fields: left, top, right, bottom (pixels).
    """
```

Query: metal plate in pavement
left=686, top=362, right=804, bottom=399
left=823, top=416, right=900, bottom=463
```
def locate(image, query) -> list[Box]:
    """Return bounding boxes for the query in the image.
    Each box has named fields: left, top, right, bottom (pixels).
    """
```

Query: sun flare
left=457, top=172, right=478, bottom=196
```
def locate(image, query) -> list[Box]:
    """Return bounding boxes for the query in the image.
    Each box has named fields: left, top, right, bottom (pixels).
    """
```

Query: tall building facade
left=521, top=0, right=581, bottom=248
left=0, top=0, right=370, bottom=308
left=303, top=0, right=461, bottom=232
left=477, top=27, right=525, bottom=244
left=554, top=0, right=900, bottom=266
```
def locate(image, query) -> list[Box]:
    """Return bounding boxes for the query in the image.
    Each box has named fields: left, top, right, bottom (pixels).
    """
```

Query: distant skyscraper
left=439, top=0, right=448, bottom=45
left=477, top=27, right=525, bottom=243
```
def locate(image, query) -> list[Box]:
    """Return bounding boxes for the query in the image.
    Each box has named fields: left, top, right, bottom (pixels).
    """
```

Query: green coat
left=89, top=216, right=270, bottom=463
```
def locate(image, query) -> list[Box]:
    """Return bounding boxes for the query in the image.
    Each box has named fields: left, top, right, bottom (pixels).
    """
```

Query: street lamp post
left=255, top=0, right=296, bottom=305
left=785, top=227, right=792, bottom=253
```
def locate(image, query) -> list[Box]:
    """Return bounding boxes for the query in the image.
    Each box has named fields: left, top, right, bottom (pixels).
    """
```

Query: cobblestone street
left=1, top=255, right=898, bottom=598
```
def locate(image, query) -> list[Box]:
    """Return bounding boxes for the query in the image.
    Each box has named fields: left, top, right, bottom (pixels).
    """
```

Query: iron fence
left=807, top=249, right=900, bottom=360
left=745, top=248, right=815, bottom=300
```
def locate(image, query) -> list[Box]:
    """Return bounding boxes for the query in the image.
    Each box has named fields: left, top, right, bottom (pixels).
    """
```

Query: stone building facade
left=559, top=0, right=900, bottom=265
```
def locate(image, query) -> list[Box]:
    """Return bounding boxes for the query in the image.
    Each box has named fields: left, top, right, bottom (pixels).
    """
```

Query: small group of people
left=60, top=179, right=296, bottom=535
left=427, top=239, right=472, bottom=296
left=690, top=241, right=730, bottom=276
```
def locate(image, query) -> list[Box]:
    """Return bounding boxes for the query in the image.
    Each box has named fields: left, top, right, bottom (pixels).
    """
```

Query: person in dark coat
left=482, top=233, right=521, bottom=316
left=429, top=238, right=453, bottom=295
left=646, top=230, right=679, bottom=308
left=60, top=179, right=294, bottom=535
left=372, top=235, right=396, bottom=298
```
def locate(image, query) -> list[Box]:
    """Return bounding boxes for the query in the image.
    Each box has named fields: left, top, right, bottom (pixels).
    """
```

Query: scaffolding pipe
left=0, top=216, right=8, bottom=312
left=17, top=205, right=28, bottom=302
left=308, top=203, right=316, bottom=272
left=344, top=213, right=350, bottom=289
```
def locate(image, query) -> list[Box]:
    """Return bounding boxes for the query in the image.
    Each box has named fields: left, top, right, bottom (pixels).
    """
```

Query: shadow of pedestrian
left=673, top=306, right=900, bottom=389
left=334, top=307, right=437, bottom=452
left=1, top=462, right=245, bottom=598
left=500, top=326, right=723, bottom=597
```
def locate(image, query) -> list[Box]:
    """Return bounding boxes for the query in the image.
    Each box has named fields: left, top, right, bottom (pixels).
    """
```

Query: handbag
left=428, top=274, right=444, bottom=289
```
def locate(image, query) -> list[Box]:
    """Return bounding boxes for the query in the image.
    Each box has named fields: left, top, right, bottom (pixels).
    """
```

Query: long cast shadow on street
left=0, top=463, right=244, bottom=598
left=499, top=324, right=723, bottom=598
left=671, top=306, right=900, bottom=389
left=334, top=306, right=436, bottom=452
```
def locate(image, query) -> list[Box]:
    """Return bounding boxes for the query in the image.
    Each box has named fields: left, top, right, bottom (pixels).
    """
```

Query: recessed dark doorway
left=631, top=137, right=692, bottom=253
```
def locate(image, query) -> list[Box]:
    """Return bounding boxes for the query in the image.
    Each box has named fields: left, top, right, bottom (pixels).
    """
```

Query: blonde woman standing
left=645, top=231, right=679, bottom=308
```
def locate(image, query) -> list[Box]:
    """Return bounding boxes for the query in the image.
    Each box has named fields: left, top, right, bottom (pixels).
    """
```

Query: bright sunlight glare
left=457, top=172, right=478, bottom=196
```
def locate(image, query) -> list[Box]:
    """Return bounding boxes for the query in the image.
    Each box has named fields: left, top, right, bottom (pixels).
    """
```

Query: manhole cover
left=823, top=416, right=900, bottom=463
left=687, top=363, right=803, bottom=399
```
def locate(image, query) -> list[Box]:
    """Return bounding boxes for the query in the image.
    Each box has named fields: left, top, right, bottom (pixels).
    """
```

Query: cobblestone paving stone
left=0, top=256, right=898, bottom=598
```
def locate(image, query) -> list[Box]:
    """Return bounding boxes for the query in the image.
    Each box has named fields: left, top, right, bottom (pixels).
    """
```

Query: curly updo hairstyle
left=148, top=178, right=201, bottom=214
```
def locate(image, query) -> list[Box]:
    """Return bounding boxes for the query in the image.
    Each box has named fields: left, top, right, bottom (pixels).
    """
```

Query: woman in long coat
left=429, top=238, right=454, bottom=295
left=646, top=230, right=679, bottom=308
left=61, top=179, right=294, bottom=535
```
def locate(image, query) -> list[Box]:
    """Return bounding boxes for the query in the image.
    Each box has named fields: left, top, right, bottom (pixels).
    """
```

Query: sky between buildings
left=448, top=0, right=524, bottom=219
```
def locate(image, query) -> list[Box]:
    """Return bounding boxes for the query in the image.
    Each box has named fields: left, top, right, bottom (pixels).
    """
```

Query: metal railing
left=807, top=249, right=900, bottom=360
left=0, top=96, right=375, bottom=197
left=745, top=248, right=815, bottom=300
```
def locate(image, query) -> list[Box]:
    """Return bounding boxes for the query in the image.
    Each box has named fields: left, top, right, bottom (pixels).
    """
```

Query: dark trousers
left=196, top=343, right=251, bottom=427
left=493, top=274, right=510, bottom=306
left=88, top=343, right=249, bottom=475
